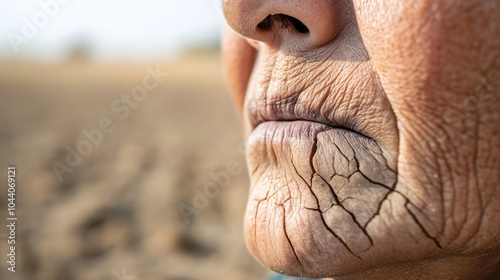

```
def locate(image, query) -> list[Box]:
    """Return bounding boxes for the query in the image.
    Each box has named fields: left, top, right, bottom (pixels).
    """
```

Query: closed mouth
left=246, top=92, right=368, bottom=139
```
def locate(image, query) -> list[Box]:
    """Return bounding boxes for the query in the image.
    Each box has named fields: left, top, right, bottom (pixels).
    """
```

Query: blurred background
left=0, top=1, right=267, bottom=279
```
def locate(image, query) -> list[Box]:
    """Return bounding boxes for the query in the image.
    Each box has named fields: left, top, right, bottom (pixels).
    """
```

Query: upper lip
left=246, top=93, right=349, bottom=132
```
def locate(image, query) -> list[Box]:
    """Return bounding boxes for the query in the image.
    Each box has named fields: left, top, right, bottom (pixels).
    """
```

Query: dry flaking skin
left=222, top=0, right=500, bottom=279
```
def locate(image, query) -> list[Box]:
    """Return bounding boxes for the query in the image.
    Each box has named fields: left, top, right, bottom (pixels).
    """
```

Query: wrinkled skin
left=222, top=0, right=500, bottom=279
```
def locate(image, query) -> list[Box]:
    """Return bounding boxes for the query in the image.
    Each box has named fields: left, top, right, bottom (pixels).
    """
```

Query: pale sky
left=0, top=0, right=224, bottom=61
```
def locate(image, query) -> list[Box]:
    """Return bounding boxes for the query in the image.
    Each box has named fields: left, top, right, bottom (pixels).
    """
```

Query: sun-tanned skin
left=221, top=0, right=500, bottom=279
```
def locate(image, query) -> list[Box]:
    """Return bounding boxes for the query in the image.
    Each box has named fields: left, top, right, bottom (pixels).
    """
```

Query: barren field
left=0, top=53, right=267, bottom=280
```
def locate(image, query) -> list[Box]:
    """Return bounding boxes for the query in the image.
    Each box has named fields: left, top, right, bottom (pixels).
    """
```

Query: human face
left=222, top=0, right=500, bottom=279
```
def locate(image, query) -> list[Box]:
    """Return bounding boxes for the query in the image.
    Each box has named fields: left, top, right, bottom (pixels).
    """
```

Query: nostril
left=288, top=16, right=309, bottom=33
left=257, top=14, right=309, bottom=34
left=257, top=15, right=272, bottom=30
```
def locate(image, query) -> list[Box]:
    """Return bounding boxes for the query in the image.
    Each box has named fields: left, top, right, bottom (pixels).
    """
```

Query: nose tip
left=222, top=0, right=345, bottom=50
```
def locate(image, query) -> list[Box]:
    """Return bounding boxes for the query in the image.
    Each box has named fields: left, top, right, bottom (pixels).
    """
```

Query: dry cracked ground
left=0, top=53, right=267, bottom=280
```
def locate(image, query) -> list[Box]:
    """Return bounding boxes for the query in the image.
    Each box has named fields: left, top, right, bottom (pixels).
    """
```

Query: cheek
left=354, top=0, right=497, bottom=176
left=222, top=26, right=258, bottom=113
left=354, top=0, right=500, bottom=251
left=354, top=0, right=495, bottom=116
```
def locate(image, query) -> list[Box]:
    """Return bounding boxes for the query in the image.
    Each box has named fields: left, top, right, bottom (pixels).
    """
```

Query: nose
left=222, top=0, right=346, bottom=50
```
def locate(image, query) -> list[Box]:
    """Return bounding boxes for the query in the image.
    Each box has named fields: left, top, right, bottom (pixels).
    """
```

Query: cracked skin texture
left=222, top=0, right=500, bottom=279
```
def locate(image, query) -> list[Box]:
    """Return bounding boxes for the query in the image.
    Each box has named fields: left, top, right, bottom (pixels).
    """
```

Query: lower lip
left=245, top=120, right=375, bottom=261
left=244, top=120, right=398, bottom=266
left=246, top=120, right=334, bottom=179
left=247, top=120, right=333, bottom=154
left=246, top=120, right=395, bottom=219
